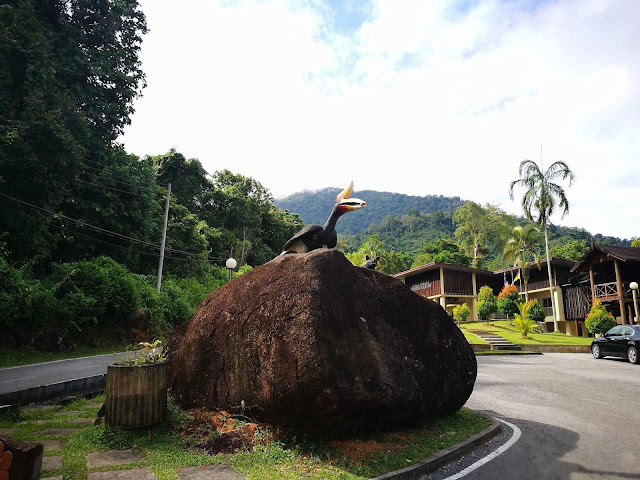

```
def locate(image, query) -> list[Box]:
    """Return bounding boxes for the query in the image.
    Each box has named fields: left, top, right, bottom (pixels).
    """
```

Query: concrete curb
left=368, top=414, right=501, bottom=480
left=475, top=351, right=542, bottom=356
left=0, top=374, right=106, bottom=406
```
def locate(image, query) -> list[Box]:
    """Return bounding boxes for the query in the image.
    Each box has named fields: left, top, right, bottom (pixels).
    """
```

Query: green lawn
left=459, top=321, right=592, bottom=346
left=2, top=396, right=491, bottom=480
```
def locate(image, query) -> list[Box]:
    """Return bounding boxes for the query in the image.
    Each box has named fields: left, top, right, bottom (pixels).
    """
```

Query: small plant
left=452, top=304, right=471, bottom=325
left=585, top=300, right=615, bottom=336
left=113, top=340, right=165, bottom=366
left=527, top=299, right=546, bottom=323
left=513, top=302, right=535, bottom=338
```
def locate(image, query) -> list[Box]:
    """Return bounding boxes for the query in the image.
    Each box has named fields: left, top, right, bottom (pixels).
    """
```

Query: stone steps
left=469, top=331, right=521, bottom=351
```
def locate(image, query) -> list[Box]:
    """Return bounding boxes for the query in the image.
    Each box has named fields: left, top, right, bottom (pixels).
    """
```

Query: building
left=569, top=245, right=640, bottom=326
left=394, top=258, right=580, bottom=334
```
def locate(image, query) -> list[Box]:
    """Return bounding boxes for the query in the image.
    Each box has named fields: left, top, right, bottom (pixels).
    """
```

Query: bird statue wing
left=282, top=224, right=324, bottom=252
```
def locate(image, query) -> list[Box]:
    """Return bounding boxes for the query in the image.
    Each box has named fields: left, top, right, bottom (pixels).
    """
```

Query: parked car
left=591, top=325, right=640, bottom=364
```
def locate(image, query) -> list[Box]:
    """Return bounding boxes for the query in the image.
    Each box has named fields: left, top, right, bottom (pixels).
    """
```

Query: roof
left=394, top=262, right=496, bottom=280
left=494, top=257, right=576, bottom=274
left=571, top=245, right=640, bottom=272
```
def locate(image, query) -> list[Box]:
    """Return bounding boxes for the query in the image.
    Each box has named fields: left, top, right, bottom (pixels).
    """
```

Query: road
left=423, top=353, right=640, bottom=480
left=0, top=353, right=128, bottom=396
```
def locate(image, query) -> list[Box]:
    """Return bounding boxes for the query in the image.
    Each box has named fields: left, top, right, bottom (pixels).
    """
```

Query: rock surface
left=167, top=249, right=476, bottom=431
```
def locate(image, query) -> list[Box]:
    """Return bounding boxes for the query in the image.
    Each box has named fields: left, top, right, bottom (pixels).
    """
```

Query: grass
left=459, top=320, right=592, bottom=345
left=462, top=331, right=488, bottom=345
left=2, top=396, right=491, bottom=480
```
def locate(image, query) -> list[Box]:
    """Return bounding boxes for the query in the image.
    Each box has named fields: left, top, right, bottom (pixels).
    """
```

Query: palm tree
left=502, top=225, right=542, bottom=302
left=509, top=158, right=574, bottom=332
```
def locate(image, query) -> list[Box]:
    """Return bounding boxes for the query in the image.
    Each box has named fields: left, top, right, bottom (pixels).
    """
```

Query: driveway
left=426, top=353, right=640, bottom=479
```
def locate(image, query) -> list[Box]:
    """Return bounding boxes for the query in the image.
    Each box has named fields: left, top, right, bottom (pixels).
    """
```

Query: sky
left=121, top=0, right=640, bottom=240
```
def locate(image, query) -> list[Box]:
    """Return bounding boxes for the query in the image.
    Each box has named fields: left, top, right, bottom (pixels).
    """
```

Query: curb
left=368, top=414, right=501, bottom=480
left=475, top=351, right=542, bottom=356
left=0, top=374, right=106, bottom=406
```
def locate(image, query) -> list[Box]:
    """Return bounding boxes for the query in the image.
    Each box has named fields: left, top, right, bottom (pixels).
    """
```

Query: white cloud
left=122, top=0, right=640, bottom=239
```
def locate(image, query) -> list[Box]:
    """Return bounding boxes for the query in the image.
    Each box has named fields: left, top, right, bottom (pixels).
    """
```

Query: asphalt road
left=0, top=353, right=129, bottom=395
left=423, top=353, right=640, bottom=480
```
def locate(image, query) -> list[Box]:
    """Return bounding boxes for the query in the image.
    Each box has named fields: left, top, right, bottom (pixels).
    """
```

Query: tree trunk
left=543, top=221, right=559, bottom=331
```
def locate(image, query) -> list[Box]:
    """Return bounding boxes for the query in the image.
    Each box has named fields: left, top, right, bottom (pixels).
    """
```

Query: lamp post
left=630, top=281, right=639, bottom=325
left=226, top=257, right=237, bottom=283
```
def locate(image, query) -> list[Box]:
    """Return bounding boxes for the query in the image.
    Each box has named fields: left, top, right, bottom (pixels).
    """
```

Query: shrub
left=527, top=299, right=546, bottom=323
left=585, top=300, right=615, bottom=335
left=497, top=285, right=522, bottom=318
left=514, top=302, right=535, bottom=338
left=476, top=285, right=497, bottom=321
left=452, top=304, right=471, bottom=324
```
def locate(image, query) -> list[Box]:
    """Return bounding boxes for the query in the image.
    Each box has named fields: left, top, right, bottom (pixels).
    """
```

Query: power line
left=0, top=202, right=221, bottom=263
left=81, top=168, right=157, bottom=192
left=0, top=192, right=226, bottom=262
left=72, top=177, right=150, bottom=197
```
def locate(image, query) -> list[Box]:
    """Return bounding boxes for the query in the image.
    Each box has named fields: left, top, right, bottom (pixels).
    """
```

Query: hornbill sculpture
left=281, top=182, right=366, bottom=254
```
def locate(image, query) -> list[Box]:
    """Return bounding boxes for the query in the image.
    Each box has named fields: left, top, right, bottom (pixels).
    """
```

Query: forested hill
left=275, top=188, right=466, bottom=234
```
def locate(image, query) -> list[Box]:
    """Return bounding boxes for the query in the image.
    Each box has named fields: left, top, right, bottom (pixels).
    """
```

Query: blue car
left=591, top=325, right=640, bottom=364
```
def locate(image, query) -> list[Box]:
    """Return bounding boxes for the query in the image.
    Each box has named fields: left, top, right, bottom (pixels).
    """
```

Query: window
left=542, top=298, right=553, bottom=309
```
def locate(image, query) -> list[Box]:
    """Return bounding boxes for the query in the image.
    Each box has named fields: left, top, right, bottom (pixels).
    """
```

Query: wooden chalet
left=570, top=245, right=640, bottom=326
left=394, top=262, right=501, bottom=321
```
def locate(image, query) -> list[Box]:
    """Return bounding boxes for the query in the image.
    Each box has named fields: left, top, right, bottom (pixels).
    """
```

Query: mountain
left=275, top=188, right=466, bottom=234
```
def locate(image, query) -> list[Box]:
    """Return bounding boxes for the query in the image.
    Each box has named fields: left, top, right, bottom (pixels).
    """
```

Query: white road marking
left=440, top=418, right=522, bottom=480
left=0, top=376, right=37, bottom=384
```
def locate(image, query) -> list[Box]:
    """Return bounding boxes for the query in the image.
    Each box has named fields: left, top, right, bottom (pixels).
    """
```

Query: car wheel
left=592, top=344, right=602, bottom=359
left=627, top=346, right=639, bottom=364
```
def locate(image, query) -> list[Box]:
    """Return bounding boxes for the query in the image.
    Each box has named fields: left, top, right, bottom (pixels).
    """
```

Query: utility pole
left=156, top=183, right=171, bottom=293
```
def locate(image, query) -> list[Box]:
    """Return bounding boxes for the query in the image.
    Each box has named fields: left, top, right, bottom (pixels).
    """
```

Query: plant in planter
left=105, top=340, right=167, bottom=429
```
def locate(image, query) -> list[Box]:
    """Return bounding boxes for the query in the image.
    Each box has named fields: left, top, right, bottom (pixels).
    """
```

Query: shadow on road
left=479, top=411, right=640, bottom=480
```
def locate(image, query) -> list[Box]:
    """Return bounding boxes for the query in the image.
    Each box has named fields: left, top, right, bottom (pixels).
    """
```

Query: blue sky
left=122, top=0, right=640, bottom=239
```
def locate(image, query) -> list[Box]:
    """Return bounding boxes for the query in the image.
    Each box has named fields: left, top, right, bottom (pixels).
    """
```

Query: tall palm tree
left=509, top=158, right=575, bottom=332
left=502, top=225, right=542, bottom=302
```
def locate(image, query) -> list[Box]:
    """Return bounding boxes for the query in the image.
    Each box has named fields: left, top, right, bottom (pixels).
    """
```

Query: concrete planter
left=105, top=362, right=167, bottom=429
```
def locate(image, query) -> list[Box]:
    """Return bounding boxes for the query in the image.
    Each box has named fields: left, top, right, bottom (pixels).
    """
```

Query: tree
left=453, top=202, right=514, bottom=268
left=549, top=240, right=588, bottom=262
left=585, top=300, right=615, bottom=336
left=476, top=286, right=497, bottom=322
left=509, top=158, right=574, bottom=331
left=631, top=238, right=640, bottom=248
left=412, top=239, right=470, bottom=267
left=502, top=225, right=542, bottom=301
left=497, top=285, right=522, bottom=318
left=453, top=303, right=471, bottom=325
left=344, top=235, right=412, bottom=275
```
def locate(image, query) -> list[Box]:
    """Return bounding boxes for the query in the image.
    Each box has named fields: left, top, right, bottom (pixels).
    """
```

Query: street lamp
left=226, top=257, right=237, bottom=283
left=630, top=281, right=639, bottom=325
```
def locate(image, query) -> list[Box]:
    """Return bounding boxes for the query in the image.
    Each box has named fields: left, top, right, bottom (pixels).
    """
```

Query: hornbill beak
left=336, top=181, right=354, bottom=204
left=339, top=198, right=366, bottom=211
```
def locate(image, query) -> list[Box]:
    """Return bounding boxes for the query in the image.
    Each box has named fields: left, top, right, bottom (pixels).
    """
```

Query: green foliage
left=412, top=239, right=470, bottom=267
left=549, top=240, right=588, bottom=261
left=476, top=285, right=498, bottom=320
left=527, top=299, right=546, bottom=323
left=502, top=224, right=542, bottom=297
left=513, top=302, right=535, bottom=338
left=632, top=238, right=640, bottom=248
left=453, top=303, right=471, bottom=324
left=344, top=235, right=412, bottom=275
left=276, top=188, right=464, bottom=235
left=585, top=300, right=616, bottom=335
left=497, top=285, right=522, bottom=317
left=453, top=202, right=515, bottom=268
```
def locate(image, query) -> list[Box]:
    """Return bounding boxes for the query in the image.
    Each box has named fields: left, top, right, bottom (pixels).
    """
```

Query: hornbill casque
left=281, top=182, right=366, bottom=254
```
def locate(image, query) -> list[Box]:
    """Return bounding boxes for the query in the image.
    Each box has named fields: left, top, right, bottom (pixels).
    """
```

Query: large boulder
left=166, top=249, right=476, bottom=431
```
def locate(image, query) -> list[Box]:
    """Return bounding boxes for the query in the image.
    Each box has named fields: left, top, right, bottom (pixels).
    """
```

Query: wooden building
left=570, top=245, right=640, bottom=326
left=394, top=262, right=501, bottom=322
